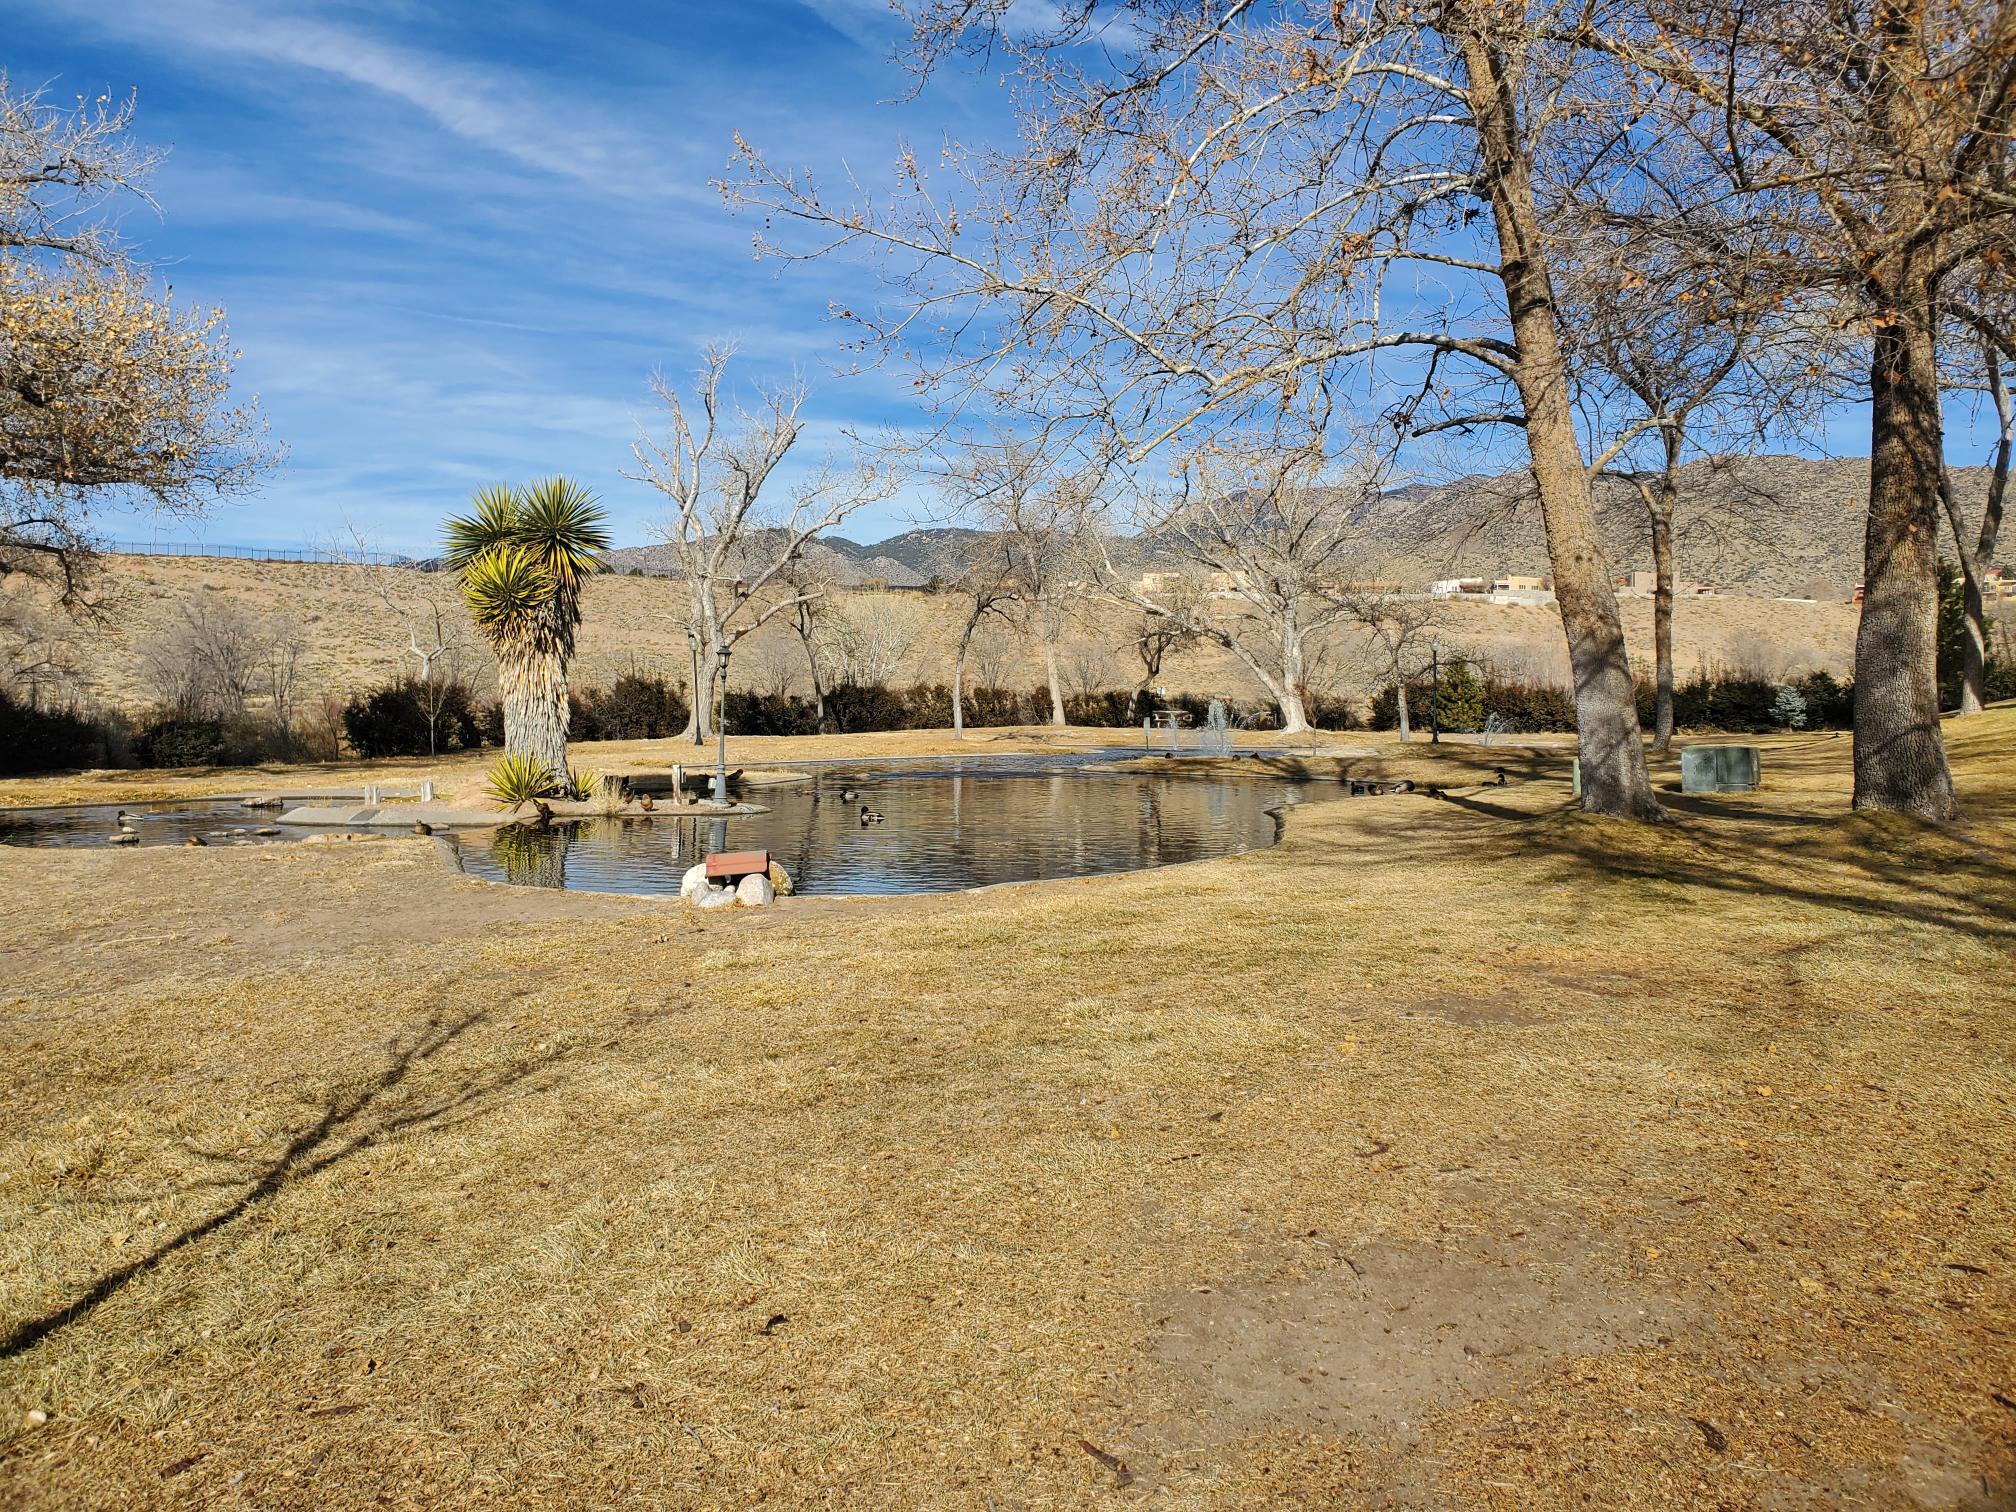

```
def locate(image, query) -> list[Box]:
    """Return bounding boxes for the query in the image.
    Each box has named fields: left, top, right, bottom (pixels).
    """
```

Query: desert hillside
left=12, top=551, right=1864, bottom=716
left=598, top=455, right=1988, bottom=602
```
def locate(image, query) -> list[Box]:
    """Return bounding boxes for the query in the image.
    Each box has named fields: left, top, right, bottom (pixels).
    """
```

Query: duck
left=116, top=809, right=140, bottom=824
left=412, top=820, right=434, bottom=836
left=1493, top=767, right=1510, bottom=787
left=184, top=834, right=208, bottom=847
left=858, top=804, right=885, bottom=826
left=840, top=788, right=859, bottom=802
left=532, top=800, right=555, bottom=827
left=638, top=792, right=655, bottom=813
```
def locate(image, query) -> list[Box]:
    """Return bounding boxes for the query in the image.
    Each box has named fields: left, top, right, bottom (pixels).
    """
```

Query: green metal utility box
left=1680, top=745, right=1760, bottom=793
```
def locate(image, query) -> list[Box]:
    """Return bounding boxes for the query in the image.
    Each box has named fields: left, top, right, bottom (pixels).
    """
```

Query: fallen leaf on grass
left=1690, top=1418, right=1728, bottom=1452
left=1077, top=1438, right=1135, bottom=1487
left=760, top=1313, right=788, bottom=1335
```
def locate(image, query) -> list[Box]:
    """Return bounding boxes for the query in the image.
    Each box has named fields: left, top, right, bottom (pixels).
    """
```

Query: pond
left=457, top=755, right=1340, bottom=896
left=0, top=755, right=1343, bottom=898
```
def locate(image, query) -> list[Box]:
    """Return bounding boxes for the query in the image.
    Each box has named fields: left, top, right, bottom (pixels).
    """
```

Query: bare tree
left=822, top=592, right=933, bottom=687
left=937, top=435, right=1095, bottom=726
left=1099, top=446, right=1376, bottom=735
left=944, top=536, right=1019, bottom=738
left=340, top=526, right=478, bottom=755
left=775, top=549, right=840, bottom=729
left=1941, top=307, right=2014, bottom=716
left=1340, top=585, right=1444, bottom=743
left=728, top=2, right=1670, bottom=815
left=626, top=345, right=900, bottom=737
left=1573, top=1, right=2016, bottom=814
left=1124, top=588, right=1202, bottom=715
left=139, top=593, right=299, bottom=727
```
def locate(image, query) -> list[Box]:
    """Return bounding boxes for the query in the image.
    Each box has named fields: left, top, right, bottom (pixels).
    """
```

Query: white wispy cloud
left=41, top=0, right=698, bottom=196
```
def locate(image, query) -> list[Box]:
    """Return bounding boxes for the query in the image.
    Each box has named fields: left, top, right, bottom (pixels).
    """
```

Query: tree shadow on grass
left=1479, top=798, right=2016, bottom=945
left=1, top=1003, right=568, bottom=1361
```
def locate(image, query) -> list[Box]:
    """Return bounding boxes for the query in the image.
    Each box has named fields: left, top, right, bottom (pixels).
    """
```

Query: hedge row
left=1368, top=664, right=1874, bottom=735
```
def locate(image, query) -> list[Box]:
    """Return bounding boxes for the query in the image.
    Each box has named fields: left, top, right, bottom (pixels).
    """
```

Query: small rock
left=254, top=826, right=281, bottom=836
left=679, top=863, right=709, bottom=902
left=694, top=886, right=737, bottom=910
left=24, top=1409, right=47, bottom=1427
left=735, top=874, right=775, bottom=906
left=110, top=831, right=139, bottom=846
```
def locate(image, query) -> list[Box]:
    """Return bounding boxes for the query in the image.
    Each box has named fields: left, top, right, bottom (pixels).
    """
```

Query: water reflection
left=457, top=762, right=1338, bottom=897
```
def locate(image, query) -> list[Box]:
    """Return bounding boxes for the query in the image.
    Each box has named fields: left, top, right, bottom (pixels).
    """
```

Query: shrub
left=721, top=688, right=820, bottom=736
left=133, top=716, right=228, bottom=767
left=342, top=679, right=483, bottom=758
left=574, top=673, right=689, bottom=741
left=0, top=692, right=119, bottom=774
left=1483, top=679, right=1576, bottom=732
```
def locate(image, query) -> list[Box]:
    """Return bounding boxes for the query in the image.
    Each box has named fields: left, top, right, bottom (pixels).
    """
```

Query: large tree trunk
left=1396, top=677, right=1411, bottom=742
left=1042, top=635, right=1066, bottom=726
left=1854, top=300, right=1957, bottom=816
left=953, top=641, right=969, bottom=739
left=1452, top=8, right=1662, bottom=819
left=793, top=606, right=830, bottom=733
left=1277, top=684, right=1310, bottom=736
left=502, top=648, right=569, bottom=784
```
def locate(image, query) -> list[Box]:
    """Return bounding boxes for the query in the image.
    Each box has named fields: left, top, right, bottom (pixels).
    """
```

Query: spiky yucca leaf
left=484, top=751, right=558, bottom=812
left=514, top=477, right=611, bottom=592
left=441, top=484, right=521, bottom=572
left=459, top=546, right=556, bottom=635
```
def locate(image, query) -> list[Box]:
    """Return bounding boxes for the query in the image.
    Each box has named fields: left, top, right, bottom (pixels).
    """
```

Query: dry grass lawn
left=1, top=713, right=2012, bottom=1508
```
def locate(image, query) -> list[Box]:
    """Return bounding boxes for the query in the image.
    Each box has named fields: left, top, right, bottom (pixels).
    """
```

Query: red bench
left=704, top=849, right=771, bottom=884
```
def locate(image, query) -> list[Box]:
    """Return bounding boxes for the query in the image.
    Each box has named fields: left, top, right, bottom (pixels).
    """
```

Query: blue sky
left=7, top=3, right=2003, bottom=557
left=6, top=0, right=999, bottom=553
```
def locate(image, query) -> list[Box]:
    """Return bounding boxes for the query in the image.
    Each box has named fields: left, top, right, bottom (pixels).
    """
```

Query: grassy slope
left=0, top=714, right=2012, bottom=1508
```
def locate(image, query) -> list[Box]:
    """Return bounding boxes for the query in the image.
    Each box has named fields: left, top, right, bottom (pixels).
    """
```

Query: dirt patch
left=1402, top=992, right=1557, bottom=1027
left=1150, top=1227, right=1676, bottom=1448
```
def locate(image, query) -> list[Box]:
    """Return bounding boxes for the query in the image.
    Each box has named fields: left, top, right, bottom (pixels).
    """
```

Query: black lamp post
left=711, top=643, right=732, bottom=805
left=1429, top=638, right=1442, bottom=745
left=686, top=628, right=704, bottom=747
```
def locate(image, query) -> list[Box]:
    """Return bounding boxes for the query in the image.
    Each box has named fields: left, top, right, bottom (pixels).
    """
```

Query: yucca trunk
left=498, top=642, right=570, bottom=785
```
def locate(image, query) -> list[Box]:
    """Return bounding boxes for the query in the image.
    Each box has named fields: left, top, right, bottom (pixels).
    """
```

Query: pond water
left=0, top=755, right=1343, bottom=897
left=0, top=800, right=321, bottom=848
left=458, top=755, right=1341, bottom=896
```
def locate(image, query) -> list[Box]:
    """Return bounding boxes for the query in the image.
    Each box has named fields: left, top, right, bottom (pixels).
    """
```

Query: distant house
left=1428, top=576, right=1488, bottom=597
left=1614, top=570, right=1656, bottom=596
left=1488, top=573, right=1556, bottom=606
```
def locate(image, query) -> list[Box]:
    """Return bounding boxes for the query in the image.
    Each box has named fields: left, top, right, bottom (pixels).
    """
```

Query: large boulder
left=767, top=860, right=795, bottom=896
left=736, top=873, right=776, bottom=907
left=693, top=886, right=737, bottom=910
left=679, top=863, right=709, bottom=901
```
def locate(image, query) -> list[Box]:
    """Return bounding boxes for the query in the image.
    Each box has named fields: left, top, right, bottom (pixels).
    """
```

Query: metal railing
left=104, top=540, right=428, bottom=567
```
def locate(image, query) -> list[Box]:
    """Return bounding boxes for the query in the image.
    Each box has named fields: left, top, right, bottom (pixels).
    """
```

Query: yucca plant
left=444, top=478, right=609, bottom=780
left=484, top=751, right=559, bottom=813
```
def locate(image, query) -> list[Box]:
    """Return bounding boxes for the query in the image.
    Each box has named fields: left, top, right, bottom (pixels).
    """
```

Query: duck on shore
left=858, top=804, right=885, bottom=826
left=412, top=820, right=434, bottom=836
